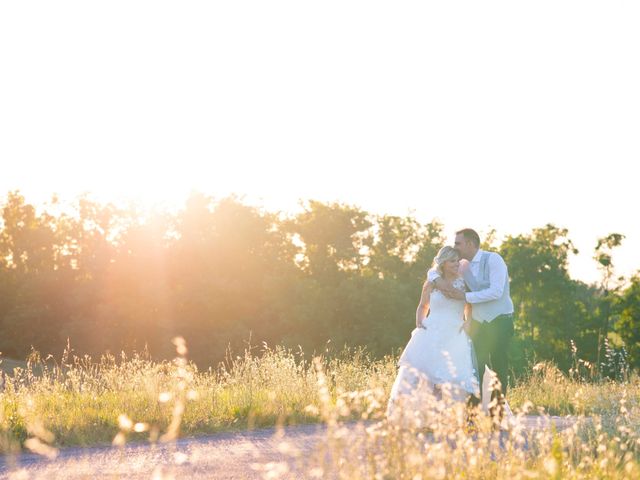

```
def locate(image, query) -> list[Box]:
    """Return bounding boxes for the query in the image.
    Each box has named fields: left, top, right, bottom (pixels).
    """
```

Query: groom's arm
left=426, top=268, right=440, bottom=282
left=465, top=254, right=508, bottom=304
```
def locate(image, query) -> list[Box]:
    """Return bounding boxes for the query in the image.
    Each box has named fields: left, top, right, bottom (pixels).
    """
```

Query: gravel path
left=0, top=416, right=578, bottom=479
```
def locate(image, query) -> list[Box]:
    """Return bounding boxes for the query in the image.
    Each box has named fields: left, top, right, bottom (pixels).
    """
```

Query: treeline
left=0, top=191, right=638, bottom=374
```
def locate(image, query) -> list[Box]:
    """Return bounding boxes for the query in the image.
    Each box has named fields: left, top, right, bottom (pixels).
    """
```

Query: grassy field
left=1, top=342, right=638, bottom=478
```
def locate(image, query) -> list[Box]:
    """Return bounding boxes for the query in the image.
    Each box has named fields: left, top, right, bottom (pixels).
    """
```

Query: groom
left=428, top=228, right=514, bottom=402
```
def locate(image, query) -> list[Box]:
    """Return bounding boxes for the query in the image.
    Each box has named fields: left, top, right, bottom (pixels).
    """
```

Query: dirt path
left=0, top=416, right=577, bottom=479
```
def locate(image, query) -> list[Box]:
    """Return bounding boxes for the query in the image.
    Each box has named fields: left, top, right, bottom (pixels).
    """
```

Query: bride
left=387, top=246, right=480, bottom=415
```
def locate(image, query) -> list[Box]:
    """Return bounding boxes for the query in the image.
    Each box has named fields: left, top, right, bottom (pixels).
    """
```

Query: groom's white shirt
left=463, top=250, right=510, bottom=305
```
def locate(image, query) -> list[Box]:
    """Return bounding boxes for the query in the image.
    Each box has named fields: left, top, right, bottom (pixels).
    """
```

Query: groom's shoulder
left=483, top=250, right=507, bottom=263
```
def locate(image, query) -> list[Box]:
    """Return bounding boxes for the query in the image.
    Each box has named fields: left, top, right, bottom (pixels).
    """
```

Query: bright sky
left=1, top=1, right=638, bottom=284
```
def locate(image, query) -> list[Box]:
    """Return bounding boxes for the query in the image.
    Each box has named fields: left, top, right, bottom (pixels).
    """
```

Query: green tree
left=615, top=273, right=640, bottom=368
left=593, top=233, right=625, bottom=367
left=499, top=225, right=584, bottom=370
left=170, top=193, right=294, bottom=365
left=367, top=214, right=443, bottom=285
left=289, top=201, right=372, bottom=278
left=0, top=192, right=72, bottom=356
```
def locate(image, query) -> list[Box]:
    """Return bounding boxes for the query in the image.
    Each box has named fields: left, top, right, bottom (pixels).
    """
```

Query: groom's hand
left=444, top=288, right=466, bottom=301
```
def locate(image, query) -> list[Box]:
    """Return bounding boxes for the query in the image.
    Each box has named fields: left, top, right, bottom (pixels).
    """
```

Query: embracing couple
left=388, top=228, right=514, bottom=423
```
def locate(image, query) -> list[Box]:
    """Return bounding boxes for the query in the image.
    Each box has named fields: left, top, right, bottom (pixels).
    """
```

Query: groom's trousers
left=470, top=314, right=514, bottom=395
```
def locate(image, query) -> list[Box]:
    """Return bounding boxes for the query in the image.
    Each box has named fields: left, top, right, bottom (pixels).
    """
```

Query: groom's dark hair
left=456, top=228, right=480, bottom=247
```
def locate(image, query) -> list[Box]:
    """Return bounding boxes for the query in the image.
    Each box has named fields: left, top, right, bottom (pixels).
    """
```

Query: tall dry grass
left=304, top=358, right=640, bottom=479
left=0, top=341, right=638, bottom=478
left=0, top=342, right=394, bottom=452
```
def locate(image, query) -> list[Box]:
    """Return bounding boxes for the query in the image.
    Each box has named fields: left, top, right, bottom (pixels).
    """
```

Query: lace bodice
left=428, top=276, right=466, bottom=321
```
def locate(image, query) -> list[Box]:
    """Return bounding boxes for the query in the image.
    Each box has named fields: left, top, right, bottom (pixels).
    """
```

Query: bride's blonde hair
left=432, top=246, right=459, bottom=275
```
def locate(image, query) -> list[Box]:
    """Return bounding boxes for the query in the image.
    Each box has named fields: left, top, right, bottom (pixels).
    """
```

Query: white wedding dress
left=388, top=277, right=480, bottom=411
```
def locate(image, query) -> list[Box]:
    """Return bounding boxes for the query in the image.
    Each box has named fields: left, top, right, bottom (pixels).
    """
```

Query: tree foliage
left=0, top=192, right=636, bottom=373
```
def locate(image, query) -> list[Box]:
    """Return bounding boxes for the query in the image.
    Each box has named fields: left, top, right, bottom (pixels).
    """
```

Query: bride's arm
left=416, top=280, right=433, bottom=328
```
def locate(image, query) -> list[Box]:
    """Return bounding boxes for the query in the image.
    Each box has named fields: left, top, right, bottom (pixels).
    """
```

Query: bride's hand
left=460, top=319, right=472, bottom=335
left=444, top=287, right=466, bottom=301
